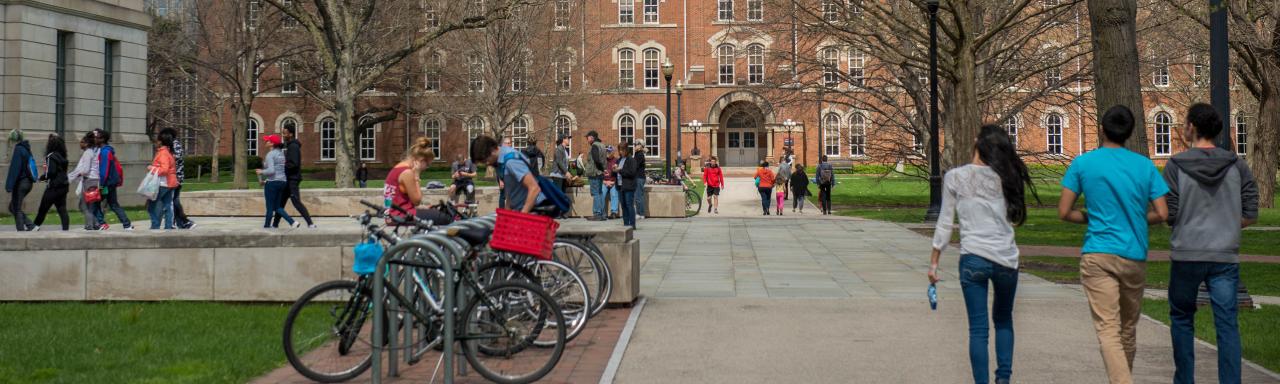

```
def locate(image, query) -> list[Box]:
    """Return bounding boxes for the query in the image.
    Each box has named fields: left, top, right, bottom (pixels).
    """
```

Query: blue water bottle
left=928, top=283, right=938, bottom=311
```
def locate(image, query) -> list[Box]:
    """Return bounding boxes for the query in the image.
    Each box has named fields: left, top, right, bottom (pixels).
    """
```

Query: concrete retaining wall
left=0, top=223, right=640, bottom=304
left=181, top=185, right=684, bottom=218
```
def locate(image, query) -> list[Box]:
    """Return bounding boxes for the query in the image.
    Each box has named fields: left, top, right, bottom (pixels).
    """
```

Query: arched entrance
left=718, top=102, right=766, bottom=166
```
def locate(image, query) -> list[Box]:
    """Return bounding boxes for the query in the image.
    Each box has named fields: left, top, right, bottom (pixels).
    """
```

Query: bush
left=184, top=156, right=263, bottom=176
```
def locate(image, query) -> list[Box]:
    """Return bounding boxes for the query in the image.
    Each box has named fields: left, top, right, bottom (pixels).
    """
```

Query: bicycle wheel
left=528, top=259, right=590, bottom=346
left=461, top=281, right=566, bottom=384
left=552, top=239, right=612, bottom=317
left=283, top=280, right=375, bottom=383
left=685, top=189, right=702, bottom=217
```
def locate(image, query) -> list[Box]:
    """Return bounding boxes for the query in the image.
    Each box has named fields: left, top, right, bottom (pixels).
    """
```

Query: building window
left=848, top=48, right=865, bottom=87
left=718, top=0, right=733, bottom=21
left=512, top=117, right=529, bottom=149
left=718, top=45, right=735, bottom=85
left=280, top=61, right=297, bottom=94
left=1045, top=66, right=1062, bottom=88
left=512, top=61, right=527, bottom=92
left=849, top=0, right=863, bottom=17
left=747, top=0, right=762, bottom=20
left=619, top=114, right=636, bottom=146
left=1235, top=114, right=1247, bottom=155
left=1154, top=111, right=1172, bottom=156
left=467, top=117, right=485, bottom=140
left=643, top=48, right=660, bottom=89
left=320, top=118, right=335, bottom=160
left=849, top=113, right=866, bottom=156
left=247, top=0, right=262, bottom=27
left=1046, top=113, right=1064, bottom=155
left=425, top=52, right=442, bottom=91
left=643, top=114, right=660, bottom=155
left=747, top=44, right=764, bottom=85
left=103, top=40, right=117, bottom=133
left=280, top=0, right=299, bottom=28
left=618, top=48, right=635, bottom=89
left=424, top=3, right=439, bottom=28
left=822, top=0, right=839, bottom=22
left=556, top=54, right=572, bottom=91
left=913, top=133, right=924, bottom=155
left=822, top=48, right=839, bottom=87
left=359, top=119, right=376, bottom=161
left=823, top=113, right=840, bottom=157
left=555, top=0, right=571, bottom=28
left=55, top=31, right=69, bottom=136
left=555, top=115, right=573, bottom=143
left=468, top=54, right=484, bottom=92
left=1003, top=115, right=1020, bottom=147
left=1153, top=59, right=1170, bottom=87
left=643, top=0, right=658, bottom=23
left=247, top=118, right=260, bottom=156
left=619, top=0, right=634, bottom=24
left=423, top=117, right=441, bottom=157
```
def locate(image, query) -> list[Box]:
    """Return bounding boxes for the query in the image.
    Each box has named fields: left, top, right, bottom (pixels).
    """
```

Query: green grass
left=1142, top=299, right=1280, bottom=373
left=0, top=207, right=148, bottom=227
left=182, top=170, right=495, bottom=192
left=1019, top=256, right=1280, bottom=297
left=0, top=302, right=314, bottom=383
left=818, top=175, right=1063, bottom=208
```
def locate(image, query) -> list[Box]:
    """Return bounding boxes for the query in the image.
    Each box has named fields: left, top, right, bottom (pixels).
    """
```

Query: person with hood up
left=5, top=129, right=37, bottom=231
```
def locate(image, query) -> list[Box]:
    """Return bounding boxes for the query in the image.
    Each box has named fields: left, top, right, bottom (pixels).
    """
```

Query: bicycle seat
left=451, top=228, right=492, bottom=246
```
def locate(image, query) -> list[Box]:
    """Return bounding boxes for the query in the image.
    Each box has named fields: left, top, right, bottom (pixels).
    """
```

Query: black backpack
left=818, top=166, right=834, bottom=186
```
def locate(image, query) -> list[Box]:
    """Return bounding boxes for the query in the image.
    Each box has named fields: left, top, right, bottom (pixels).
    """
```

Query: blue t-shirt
left=499, top=146, right=545, bottom=210
left=1061, top=147, right=1169, bottom=261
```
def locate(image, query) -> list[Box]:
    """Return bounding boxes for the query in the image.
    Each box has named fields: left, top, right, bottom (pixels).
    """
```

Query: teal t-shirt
left=1061, top=147, right=1169, bottom=261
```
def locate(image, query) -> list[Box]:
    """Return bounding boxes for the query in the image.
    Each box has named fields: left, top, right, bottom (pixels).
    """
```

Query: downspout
left=1075, top=7, right=1083, bottom=155
left=682, top=0, right=687, bottom=77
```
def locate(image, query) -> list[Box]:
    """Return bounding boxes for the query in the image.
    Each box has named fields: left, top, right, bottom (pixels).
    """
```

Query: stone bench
left=0, top=222, right=639, bottom=305
left=181, top=184, right=685, bottom=218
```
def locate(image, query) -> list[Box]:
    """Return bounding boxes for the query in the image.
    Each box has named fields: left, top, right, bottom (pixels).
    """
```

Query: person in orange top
left=146, top=130, right=179, bottom=229
left=755, top=160, right=776, bottom=215
left=701, top=156, right=725, bottom=214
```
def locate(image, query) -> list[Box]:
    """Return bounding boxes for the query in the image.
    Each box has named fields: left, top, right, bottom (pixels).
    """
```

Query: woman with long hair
left=32, top=134, right=70, bottom=230
left=257, top=134, right=296, bottom=228
left=147, top=130, right=179, bottom=230
left=67, top=132, right=101, bottom=230
left=383, top=137, right=451, bottom=225
left=928, top=125, right=1037, bottom=384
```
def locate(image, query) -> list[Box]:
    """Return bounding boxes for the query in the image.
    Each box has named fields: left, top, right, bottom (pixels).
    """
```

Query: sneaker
left=586, top=215, right=605, bottom=221
left=185, top=222, right=198, bottom=230
left=123, top=225, right=135, bottom=231
left=291, top=222, right=303, bottom=228
left=307, top=224, right=318, bottom=229
left=995, top=379, right=1010, bottom=384
left=707, top=206, right=713, bottom=213
left=99, top=223, right=110, bottom=231
left=636, top=215, right=645, bottom=220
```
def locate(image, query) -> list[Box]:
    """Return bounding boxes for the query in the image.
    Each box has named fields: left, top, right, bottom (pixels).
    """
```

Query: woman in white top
left=66, top=132, right=100, bottom=230
left=929, top=125, right=1037, bottom=384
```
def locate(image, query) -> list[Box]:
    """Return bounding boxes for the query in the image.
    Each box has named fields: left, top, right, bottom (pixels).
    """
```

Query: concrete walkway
left=702, top=176, right=820, bottom=218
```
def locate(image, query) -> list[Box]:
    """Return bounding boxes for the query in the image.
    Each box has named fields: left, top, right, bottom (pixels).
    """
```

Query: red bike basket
left=490, top=209, right=559, bottom=260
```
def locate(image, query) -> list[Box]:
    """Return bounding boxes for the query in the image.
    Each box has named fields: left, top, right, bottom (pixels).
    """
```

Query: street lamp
left=923, top=0, right=943, bottom=223
left=676, top=80, right=684, bottom=168
left=663, top=57, right=675, bottom=178
left=1206, top=0, right=1252, bottom=309
left=783, top=119, right=796, bottom=156
left=689, top=120, right=703, bottom=157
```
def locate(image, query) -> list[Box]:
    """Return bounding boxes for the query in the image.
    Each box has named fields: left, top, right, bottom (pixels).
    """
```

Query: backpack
left=818, top=166, right=834, bottom=186
left=102, top=147, right=125, bottom=187
left=502, top=153, right=572, bottom=215
left=27, top=155, right=39, bottom=181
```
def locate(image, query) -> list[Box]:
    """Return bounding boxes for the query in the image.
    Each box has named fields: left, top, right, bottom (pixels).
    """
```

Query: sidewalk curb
left=600, top=296, right=647, bottom=384
left=1139, top=313, right=1280, bottom=381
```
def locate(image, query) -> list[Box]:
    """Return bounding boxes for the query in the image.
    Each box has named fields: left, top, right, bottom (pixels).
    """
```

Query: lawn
left=1142, top=299, right=1280, bottom=373
left=182, top=169, right=495, bottom=192
left=1019, top=256, right=1280, bottom=297
left=0, top=302, right=315, bottom=384
left=0, top=208, right=148, bottom=227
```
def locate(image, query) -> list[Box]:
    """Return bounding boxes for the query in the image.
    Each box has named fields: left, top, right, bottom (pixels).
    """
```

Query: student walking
left=604, top=147, right=620, bottom=219
left=816, top=155, right=835, bottom=215
left=32, top=134, right=70, bottom=231
left=633, top=144, right=648, bottom=219
left=67, top=132, right=100, bottom=230
left=356, top=163, right=369, bottom=188
left=702, top=156, right=724, bottom=214
left=146, top=131, right=179, bottom=230
left=929, top=125, right=1037, bottom=384
left=550, top=136, right=571, bottom=193
left=162, top=129, right=195, bottom=229
left=1163, top=103, right=1259, bottom=384
left=616, top=145, right=640, bottom=228
left=755, top=160, right=775, bottom=215
left=275, top=124, right=315, bottom=227
left=1058, top=105, right=1168, bottom=384
left=790, top=164, right=809, bottom=214
left=6, top=129, right=37, bottom=231
left=776, top=153, right=792, bottom=202
left=258, top=135, right=298, bottom=228
left=95, top=129, right=134, bottom=230
left=583, top=131, right=607, bottom=221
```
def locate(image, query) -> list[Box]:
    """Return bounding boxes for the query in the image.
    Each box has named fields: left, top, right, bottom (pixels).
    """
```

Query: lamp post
left=923, top=0, right=942, bottom=222
left=663, top=58, right=675, bottom=178
left=1206, top=0, right=1252, bottom=309
left=676, top=80, right=684, bottom=167
left=689, top=120, right=703, bottom=156
left=783, top=119, right=796, bottom=156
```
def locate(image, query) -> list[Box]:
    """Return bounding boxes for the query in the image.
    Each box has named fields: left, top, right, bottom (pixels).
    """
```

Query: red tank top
left=383, top=166, right=416, bottom=220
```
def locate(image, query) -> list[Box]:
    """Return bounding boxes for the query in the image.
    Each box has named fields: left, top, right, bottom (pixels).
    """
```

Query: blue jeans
left=620, top=189, right=636, bottom=227
left=758, top=187, right=772, bottom=213
left=959, top=254, right=1018, bottom=384
left=634, top=177, right=647, bottom=216
left=264, top=181, right=295, bottom=227
left=589, top=176, right=604, bottom=217
left=147, top=186, right=175, bottom=229
left=608, top=185, right=619, bottom=215
left=1170, top=261, right=1241, bottom=384
left=101, top=186, right=132, bottom=228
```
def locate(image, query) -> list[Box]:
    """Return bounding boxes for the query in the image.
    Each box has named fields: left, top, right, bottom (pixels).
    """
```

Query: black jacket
left=790, top=169, right=810, bottom=197
left=44, top=152, right=69, bottom=189
left=634, top=152, right=647, bottom=175
left=284, top=139, right=302, bottom=181
left=356, top=167, right=368, bottom=182
left=617, top=156, right=640, bottom=192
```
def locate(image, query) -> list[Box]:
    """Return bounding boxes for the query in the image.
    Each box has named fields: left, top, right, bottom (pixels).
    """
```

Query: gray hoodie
left=1163, top=147, right=1259, bottom=263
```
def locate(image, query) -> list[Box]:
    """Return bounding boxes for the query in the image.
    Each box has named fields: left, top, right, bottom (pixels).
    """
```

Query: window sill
left=601, top=23, right=678, bottom=28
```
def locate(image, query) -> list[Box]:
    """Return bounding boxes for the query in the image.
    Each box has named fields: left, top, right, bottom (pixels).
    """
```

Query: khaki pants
left=1080, top=253, right=1147, bottom=384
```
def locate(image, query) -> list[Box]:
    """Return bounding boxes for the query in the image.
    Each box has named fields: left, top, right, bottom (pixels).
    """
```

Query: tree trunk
left=1250, top=91, right=1279, bottom=208
left=1086, top=0, right=1147, bottom=155
left=209, top=135, right=221, bottom=183
left=231, top=104, right=248, bottom=189
left=334, top=96, right=357, bottom=188
left=944, top=43, right=981, bottom=169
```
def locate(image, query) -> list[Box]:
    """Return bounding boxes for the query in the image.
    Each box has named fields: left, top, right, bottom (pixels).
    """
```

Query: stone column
left=766, top=127, right=774, bottom=163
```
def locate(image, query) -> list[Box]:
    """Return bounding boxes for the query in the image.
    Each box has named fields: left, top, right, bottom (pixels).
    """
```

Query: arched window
left=643, top=114, right=660, bottom=155
left=512, top=117, right=529, bottom=149
left=718, top=45, right=735, bottom=85
left=848, top=48, right=865, bottom=87
left=1046, top=113, right=1064, bottom=155
left=358, top=117, right=376, bottom=161
left=822, top=48, right=839, bottom=87
left=619, top=114, right=635, bottom=146
left=247, top=118, right=260, bottom=156
left=1235, top=114, right=1248, bottom=155
left=320, top=118, right=336, bottom=160
left=423, top=117, right=442, bottom=157
left=555, top=115, right=573, bottom=148
left=618, top=48, right=635, bottom=89
left=1154, top=112, right=1172, bottom=156
left=747, top=44, right=764, bottom=85
left=1003, top=115, right=1020, bottom=147
left=281, top=118, right=298, bottom=137
left=643, top=48, right=660, bottom=89
left=823, top=112, right=840, bottom=157
left=467, top=117, right=484, bottom=140
left=849, top=113, right=866, bottom=156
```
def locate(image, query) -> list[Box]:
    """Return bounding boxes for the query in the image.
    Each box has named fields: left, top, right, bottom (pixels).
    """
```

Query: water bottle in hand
left=928, top=283, right=938, bottom=311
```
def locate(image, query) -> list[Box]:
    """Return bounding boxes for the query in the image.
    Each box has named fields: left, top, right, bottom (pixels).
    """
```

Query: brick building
left=211, top=0, right=1252, bottom=171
